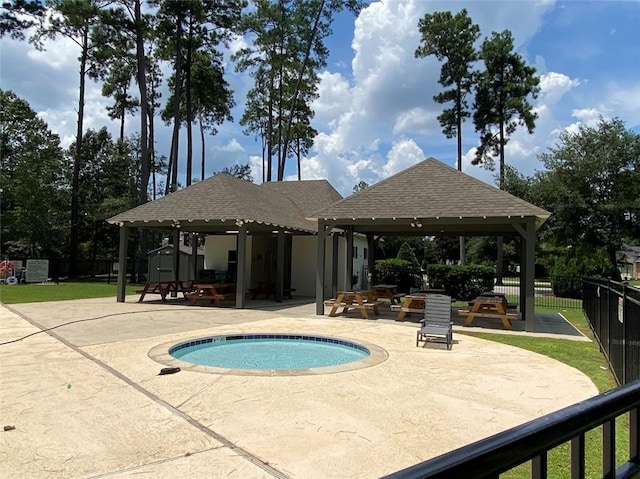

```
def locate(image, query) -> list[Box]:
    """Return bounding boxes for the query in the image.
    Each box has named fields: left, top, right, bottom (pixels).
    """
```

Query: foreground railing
left=583, top=278, right=640, bottom=384
left=383, top=380, right=640, bottom=479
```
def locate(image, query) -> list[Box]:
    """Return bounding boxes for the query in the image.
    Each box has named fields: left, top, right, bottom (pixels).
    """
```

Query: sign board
left=618, top=297, right=624, bottom=324
left=25, top=259, right=49, bottom=283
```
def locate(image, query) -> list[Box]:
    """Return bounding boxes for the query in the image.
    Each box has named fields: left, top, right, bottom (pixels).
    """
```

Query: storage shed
left=147, top=242, right=204, bottom=282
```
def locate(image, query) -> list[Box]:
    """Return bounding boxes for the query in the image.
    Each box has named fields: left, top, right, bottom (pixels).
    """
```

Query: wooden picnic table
left=372, top=284, right=403, bottom=304
left=186, top=283, right=236, bottom=307
left=136, top=280, right=194, bottom=302
left=391, top=294, right=427, bottom=321
left=324, top=290, right=380, bottom=320
left=458, top=296, right=519, bottom=330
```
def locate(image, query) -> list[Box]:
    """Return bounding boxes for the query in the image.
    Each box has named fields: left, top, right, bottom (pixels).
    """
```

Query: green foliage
left=374, top=258, right=423, bottom=293
left=537, top=117, right=640, bottom=275
left=415, top=8, right=479, bottom=170
left=234, top=0, right=363, bottom=181
left=549, top=246, right=618, bottom=298
left=218, top=163, right=253, bottom=182
left=0, top=89, right=67, bottom=258
left=0, top=0, right=46, bottom=40
left=473, top=30, right=540, bottom=186
left=396, top=242, right=420, bottom=268
left=427, top=264, right=494, bottom=301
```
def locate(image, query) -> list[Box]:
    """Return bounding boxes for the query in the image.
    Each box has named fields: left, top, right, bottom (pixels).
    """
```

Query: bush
left=549, top=247, right=617, bottom=298
left=426, top=264, right=494, bottom=301
left=374, top=258, right=423, bottom=293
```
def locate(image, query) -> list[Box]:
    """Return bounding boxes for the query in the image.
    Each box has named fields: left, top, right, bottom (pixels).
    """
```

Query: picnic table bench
left=324, top=291, right=381, bottom=320
left=136, top=280, right=194, bottom=302
left=186, top=283, right=236, bottom=307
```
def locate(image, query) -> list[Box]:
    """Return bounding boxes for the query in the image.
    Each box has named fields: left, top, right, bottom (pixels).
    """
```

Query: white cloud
left=393, top=108, right=435, bottom=135
left=217, top=138, right=244, bottom=153
left=313, top=71, right=352, bottom=122
left=538, top=72, right=581, bottom=105
left=381, top=138, right=425, bottom=178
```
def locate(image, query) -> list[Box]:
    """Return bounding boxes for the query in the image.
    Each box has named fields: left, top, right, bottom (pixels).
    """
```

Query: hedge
left=426, top=264, right=494, bottom=301
left=374, top=258, right=423, bottom=293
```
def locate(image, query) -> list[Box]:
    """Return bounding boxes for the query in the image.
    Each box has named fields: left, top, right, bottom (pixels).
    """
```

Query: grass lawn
left=0, top=281, right=139, bottom=304
left=458, top=310, right=634, bottom=478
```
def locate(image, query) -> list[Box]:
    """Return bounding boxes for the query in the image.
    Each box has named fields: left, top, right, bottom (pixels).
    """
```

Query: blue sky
left=1, top=0, right=639, bottom=198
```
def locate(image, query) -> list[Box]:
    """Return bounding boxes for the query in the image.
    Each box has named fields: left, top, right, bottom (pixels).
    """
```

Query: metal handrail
left=383, top=380, right=640, bottom=479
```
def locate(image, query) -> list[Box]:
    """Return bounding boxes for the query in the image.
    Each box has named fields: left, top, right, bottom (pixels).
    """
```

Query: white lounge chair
left=416, top=294, right=453, bottom=350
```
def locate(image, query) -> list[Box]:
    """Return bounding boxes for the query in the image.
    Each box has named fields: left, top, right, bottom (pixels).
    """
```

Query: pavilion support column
left=514, top=220, right=536, bottom=331
left=331, top=232, right=339, bottom=298
left=235, top=224, right=247, bottom=308
left=191, top=233, right=198, bottom=280
left=275, top=231, right=285, bottom=302
left=172, top=228, right=180, bottom=297
left=523, top=220, right=536, bottom=331
left=519, top=236, right=527, bottom=318
left=316, top=220, right=327, bottom=315
left=346, top=226, right=354, bottom=290
left=116, top=225, right=128, bottom=302
left=366, top=234, right=375, bottom=289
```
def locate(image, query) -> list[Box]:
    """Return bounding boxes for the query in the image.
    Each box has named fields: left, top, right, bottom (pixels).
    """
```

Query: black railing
left=383, top=380, right=640, bottom=479
left=583, top=279, right=640, bottom=385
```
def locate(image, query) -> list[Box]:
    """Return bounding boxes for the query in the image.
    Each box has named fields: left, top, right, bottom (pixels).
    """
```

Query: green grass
left=0, top=281, right=139, bottom=304
left=458, top=310, right=633, bottom=478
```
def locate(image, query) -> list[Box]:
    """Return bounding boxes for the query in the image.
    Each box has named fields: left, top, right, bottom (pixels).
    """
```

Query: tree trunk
left=281, top=0, right=325, bottom=181
left=135, top=0, right=150, bottom=282
left=167, top=18, right=183, bottom=194
left=185, top=17, right=193, bottom=187
left=199, top=113, right=206, bottom=180
left=69, top=28, right=89, bottom=279
left=456, top=86, right=465, bottom=265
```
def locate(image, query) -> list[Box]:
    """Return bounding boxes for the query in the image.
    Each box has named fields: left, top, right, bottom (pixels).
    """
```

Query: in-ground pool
left=150, top=333, right=388, bottom=376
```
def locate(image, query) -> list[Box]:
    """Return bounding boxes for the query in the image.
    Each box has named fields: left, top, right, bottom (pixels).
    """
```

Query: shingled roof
left=308, top=158, right=550, bottom=236
left=107, top=174, right=341, bottom=234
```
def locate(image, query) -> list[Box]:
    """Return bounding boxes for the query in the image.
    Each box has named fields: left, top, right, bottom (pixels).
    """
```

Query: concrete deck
left=1, top=296, right=598, bottom=478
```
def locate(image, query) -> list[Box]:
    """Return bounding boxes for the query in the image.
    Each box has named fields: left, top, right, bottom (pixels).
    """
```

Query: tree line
left=1, top=2, right=637, bottom=282
left=1, top=0, right=364, bottom=276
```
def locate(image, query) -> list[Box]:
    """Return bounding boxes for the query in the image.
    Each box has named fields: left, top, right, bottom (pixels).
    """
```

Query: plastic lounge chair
left=416, top=294, right=453, bottom=350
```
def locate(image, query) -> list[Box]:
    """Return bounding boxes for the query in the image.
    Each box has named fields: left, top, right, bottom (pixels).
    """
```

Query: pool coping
left=148, top=332, right=389, bottom=376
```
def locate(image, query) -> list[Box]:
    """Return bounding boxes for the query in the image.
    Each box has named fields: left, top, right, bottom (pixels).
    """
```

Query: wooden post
left=116, top=225, right=128, bottom=302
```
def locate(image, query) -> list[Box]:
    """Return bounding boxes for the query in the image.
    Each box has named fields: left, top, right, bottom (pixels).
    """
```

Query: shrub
left=374, top=258, right=423, bottom=293
left=397, top=242, right=420, bottom=268
left=549, top=247, right=617, bottom=298
left=426, top=264, right=494, bottom=301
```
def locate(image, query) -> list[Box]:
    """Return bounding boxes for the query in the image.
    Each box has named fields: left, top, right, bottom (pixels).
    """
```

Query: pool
left=150, top=333, right=388, bottom=376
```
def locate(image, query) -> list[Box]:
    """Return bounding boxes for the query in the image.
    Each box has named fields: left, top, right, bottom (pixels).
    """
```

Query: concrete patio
left=1, top=296, right=597, bottom=478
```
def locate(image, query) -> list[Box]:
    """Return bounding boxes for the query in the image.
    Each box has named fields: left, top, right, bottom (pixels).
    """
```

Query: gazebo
left=309, top=158, right=550, bottom=331
left=107, top=158, right=549, bottom=331
left=107, top=174, right=342, bottom=306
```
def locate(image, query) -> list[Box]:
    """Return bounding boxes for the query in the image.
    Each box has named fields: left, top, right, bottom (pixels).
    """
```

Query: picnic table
left=324, top=290, right=380, bottom=320
left=186, top=283, right=236, bottom=307
left=372, top=284, right=403, bottom=304
left=458, top=295, right=519, bottom=330
left=390, top=294, right=427, bottom=321
left=136, top=280, right=194, bottom=302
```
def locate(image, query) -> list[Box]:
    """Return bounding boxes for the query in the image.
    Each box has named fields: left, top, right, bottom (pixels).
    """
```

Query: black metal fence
left=583, top=278, right=640, bottom=385
left=382, top=380, right=640, bottom=479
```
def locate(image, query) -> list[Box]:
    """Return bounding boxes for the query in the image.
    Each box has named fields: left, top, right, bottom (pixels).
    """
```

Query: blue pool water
left=170, top=334, right=369, bottom=370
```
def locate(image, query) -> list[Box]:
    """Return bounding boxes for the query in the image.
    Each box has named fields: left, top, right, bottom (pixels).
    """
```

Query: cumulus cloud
left=538, top=72, right=581, bottom=105
left=217, top=138, right=245, bottom=153
left=382, top=138, right=425, bottom=177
